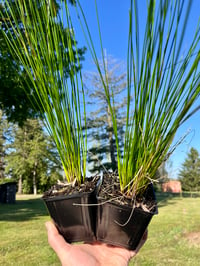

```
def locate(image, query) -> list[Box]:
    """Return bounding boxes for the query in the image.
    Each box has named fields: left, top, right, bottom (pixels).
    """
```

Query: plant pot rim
left=42, top=190, right=95, bottom=202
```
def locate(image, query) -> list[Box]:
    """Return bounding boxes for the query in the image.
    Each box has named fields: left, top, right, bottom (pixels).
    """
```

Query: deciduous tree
left=0, top=0, right=85, bottom=125
left=5, top=119, right=62, bottom=194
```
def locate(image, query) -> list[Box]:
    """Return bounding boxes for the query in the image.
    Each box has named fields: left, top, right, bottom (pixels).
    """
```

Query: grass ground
left=0, top=195, right=60, bottom=266
left=131, top=193, right=200, bottom=266
left=0, top=193, right=199, bottom=266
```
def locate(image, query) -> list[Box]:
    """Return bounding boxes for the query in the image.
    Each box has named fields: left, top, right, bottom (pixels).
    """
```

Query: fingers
left=45, top=221, right=148, bottom=264
left=45, top=221, right=71, bottom=262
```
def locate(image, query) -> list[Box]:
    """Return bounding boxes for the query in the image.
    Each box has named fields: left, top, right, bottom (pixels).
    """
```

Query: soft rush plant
left=1, top=0, right=87, bottom=184
left=76, top=0, right=200, bottom=197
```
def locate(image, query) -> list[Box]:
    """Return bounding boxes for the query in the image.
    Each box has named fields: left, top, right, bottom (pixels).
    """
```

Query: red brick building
left=162, top=180, right=182, bottom=193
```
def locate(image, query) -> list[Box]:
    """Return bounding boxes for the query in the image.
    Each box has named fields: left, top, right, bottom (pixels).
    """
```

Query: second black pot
left=96, top=184, right=158, bottom=250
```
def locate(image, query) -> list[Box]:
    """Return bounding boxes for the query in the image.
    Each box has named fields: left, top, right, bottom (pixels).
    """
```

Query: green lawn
left=0, top=195, right=60, bottom=266
left=0, top=193, right=200, bottom=266
left=131, top=193, right=200, bottom=266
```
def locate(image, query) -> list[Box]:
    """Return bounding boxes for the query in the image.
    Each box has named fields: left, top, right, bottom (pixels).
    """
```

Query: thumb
left=45, top=221, right=71, bottom=261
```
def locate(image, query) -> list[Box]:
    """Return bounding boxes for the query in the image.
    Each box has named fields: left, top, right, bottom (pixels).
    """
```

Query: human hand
left=45, top=221, right=147, bottom=266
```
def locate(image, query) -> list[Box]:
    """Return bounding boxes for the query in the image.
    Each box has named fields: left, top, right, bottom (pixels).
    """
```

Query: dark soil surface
left=42, top=173, right=157, bottom=213
left=42, top=176, right=99, bottom=199
left=98, top=173, right=157, bottom=212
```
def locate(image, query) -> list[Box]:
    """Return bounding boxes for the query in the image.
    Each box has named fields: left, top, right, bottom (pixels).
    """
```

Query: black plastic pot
left=96, top=184, right=158, bottom=250
left=43, top=191, right=97, bottom=243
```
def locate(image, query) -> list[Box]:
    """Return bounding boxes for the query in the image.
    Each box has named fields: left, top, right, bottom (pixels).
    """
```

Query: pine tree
left=84, top=55, right=127, bottom=174
left=178, top=148, right=200, bottom=192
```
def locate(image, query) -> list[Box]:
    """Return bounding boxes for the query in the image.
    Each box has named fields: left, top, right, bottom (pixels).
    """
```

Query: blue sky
left=69, top=0, right=200, bottom=179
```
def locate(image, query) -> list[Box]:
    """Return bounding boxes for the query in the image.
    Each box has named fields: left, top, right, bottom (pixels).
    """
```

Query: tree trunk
left=107, top=106, right=117, bottom=171
left=0, top=150, right=5, bottom=179
left=18, top=175, right=23, bottom=194
left=33, top=161, right=37, bottom=195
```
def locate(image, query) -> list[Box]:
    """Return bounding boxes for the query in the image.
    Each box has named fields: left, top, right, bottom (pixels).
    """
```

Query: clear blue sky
left=69, top=0, right=200, bottom=179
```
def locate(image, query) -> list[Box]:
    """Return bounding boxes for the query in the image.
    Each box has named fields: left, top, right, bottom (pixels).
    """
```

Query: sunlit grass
left=0, top=195, right=60, bottom=266
left=131, top=195, right=200, bottom=265
left=0, top=194, right=200, bottom=265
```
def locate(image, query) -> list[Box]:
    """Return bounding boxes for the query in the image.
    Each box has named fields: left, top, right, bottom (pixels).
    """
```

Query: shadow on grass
left=0, top=198, right=49, bottom=222
left=1, top=192, right=199, bottom=221
left=155, top=191, right=200, bottom=208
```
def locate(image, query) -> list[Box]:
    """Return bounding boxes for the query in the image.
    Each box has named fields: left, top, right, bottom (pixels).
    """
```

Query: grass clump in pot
left=1, top=0, right=89, bottom=192
left=76, top=0, right=200, bottom=201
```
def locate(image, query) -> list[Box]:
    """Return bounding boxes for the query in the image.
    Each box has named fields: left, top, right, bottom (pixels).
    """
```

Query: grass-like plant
left=76, top=0, right=200, bottom=197
left=1, top=0, right=87, bottom=184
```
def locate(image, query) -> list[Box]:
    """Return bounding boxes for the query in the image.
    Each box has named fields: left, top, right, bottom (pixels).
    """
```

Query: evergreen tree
left=84, top=55, right=127, bottom=174
left=178, top=148, right=200, bottom=192
left=5, top=119, right=62, bottom=194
